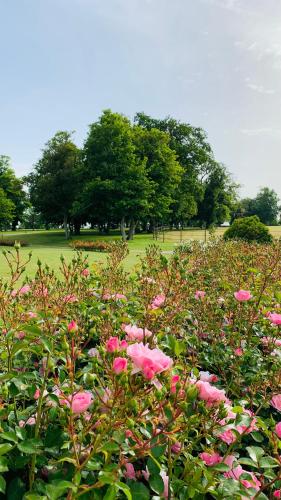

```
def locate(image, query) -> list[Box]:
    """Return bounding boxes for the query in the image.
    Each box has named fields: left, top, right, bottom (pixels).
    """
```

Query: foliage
left=233, top=188, right=280, bottom=226
left=0, top=156, right=28, bottom=230
left=70, top=240, right=111, bottom=252
left=0, top=240, right=280, bottom=498
left=224, top=215, right=273, bottom=243
left=26, top=132, right=81, bottom=239
left=0, top=239, right=28, bottom=247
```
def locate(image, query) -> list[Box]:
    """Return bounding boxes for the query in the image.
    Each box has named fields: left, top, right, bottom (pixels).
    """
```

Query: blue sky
left=1, top=0, right=281, bottom=197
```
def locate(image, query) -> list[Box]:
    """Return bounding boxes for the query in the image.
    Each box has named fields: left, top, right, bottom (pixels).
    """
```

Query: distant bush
left=0, top=239, right=29, bottom=247
left=70, top=240, right=111, bottom=252
left=224, top=215, right=273, bottom=243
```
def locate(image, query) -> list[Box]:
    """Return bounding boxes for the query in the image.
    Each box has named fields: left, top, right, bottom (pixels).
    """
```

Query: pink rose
left=196, top=380, right=227, bottom=405
left=81, top=268, right=90, bottom=277
left=195, top=290, right=206, bottom=300
left=71, top=392, right=93, bottom=414
left=63, top=294, right=78, bottom=303
left=120, top=339, right=128, bottom=350
left=171, top=441, right=181, bottom=454
left=224, top=458, right=261, bottom=492
left=275, top=422, right=281, bottom=438
left=234, top=348, right=243, bottom=356
left=234, top=290, right=252, bottom=302
left=122, top=324, right=152, bottom=341
left=19, top=285, right=31, bottom=295
left=271, top=394, right=281, bottom=411
left=268, top=313, right=281, bottom=325
left=67, top=320, right=78, bottom=333
left=106, top=337, right=120, bottom=352
left=150, top=294, right=166, bottom=309
left=200, top=451, right=222, bottom=466
left=16, top=331, right=25, bottom=340
left=124, top=463, right=136, bottom=480
left=28, top=311, right=37, bottom=318
left=261, top=336, right=281, bottom=347
left=126, top=342, right=173, bottom=380
left=160, top=471, right=169, bottom=499
left=218, top=429, right=236, bottom=444
left=34, top=388, right=40, bottom=400
left=113, top=357, right=128, bottom=374
left=199, top=371, right=219, bottom=383
left=274, top=490, right=281, bottom=498
left=114, top=293, right=127, bottom=300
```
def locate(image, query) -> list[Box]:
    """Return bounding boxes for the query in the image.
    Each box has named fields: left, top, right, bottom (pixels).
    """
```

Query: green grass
left=0, top=226, right=280, bottom=280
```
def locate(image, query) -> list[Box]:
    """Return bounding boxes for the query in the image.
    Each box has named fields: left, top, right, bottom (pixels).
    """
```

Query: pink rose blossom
left=124, top=463, right=136, bottom=480
left=199, top=371, right=219, bottom=383
left=234, top=290, right=252, bottom=302
left=224, top=456, right=261, bottom=492
left=274, top=490, right=281, bottom=498
left=127, top=342, right=173, bottom=380
left=16, top=331, right=25, bottom=340
left=122, top=324, right=152, bottom=341
left=268, top=313, right=281, bottom=325
left=113, top=357, right=128, bottom=374
left=19, top=285, right=31, bottom=295
left=67, top=320, right=78, bottom=333
left=160, top=470, right=169, bottom=499
left=81, top=268, right=90, bottom=277
left=71, top=392, right=93, bottom=414
left=125, top=430, right=133, bottom=438
left=63, top=294, right=78, bottom=303
left=271, top=394, right=281, bottom=411
left=234, top=348, right=243, bottom=356
left=28, top=311, right=37, bottom=318
left=120, top=339, right=128, bottom=350
left=171, top=441, right=181, bottom=454
left=196, top=380, right=227, bottom=405
left=218, top=429, right=236, bottom=444
left=150, top=294, right=166, bottom=309
left=34, top=388, right=40, bottom=400
left=114, top=293, right=127, bottom=300
left=200, top=451, right=222, bottom=466
left=195, top=290, right=206, bottom=300
left=261, top=336, right=281, bottom=347
left=275, top=422, right=281, bottom=438
left=11, top=289, right=18, bottom=297
left=106, top=337, right=120, bottom=352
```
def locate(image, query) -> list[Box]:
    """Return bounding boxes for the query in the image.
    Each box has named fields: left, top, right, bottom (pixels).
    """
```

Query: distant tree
left=21, top=207, right=44, bottom=230
left=133, top=126, right=183, bottom=230
left=0, top=156, right=28, bottom=230
left=250, top=188, right=280, bottom=225
left=82, top=110, right=154, bottom=240
left=135, top=113, right=231, bottom=227
left=197, top=163, right=238, bottom=227
left=27, top=132, right=81, bottom=238
left=0, top=188, right=15, bottom=229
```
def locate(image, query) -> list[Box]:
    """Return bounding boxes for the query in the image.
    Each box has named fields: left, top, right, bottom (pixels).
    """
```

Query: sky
left=1, top=0, right=281, bottom=198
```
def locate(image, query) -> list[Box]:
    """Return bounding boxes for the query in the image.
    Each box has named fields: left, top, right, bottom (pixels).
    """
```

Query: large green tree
left=250, top=187, right=280, bottom=225
left=27, top=132, right=81, bottom=238
left=0, top=156, right=28, bottom=230
left=82, top=110, right=154, bottom=240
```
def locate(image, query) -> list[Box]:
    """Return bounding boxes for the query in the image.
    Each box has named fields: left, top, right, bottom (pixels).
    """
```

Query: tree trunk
left=127, top=218, right=137, bottom=240
left=63, top=214, right=69, bottom=239
left=74, top=221, right=81, bottom=235
left=120, top=217, right=127, bottom=241
left=12, top=220, right=17, bottom=231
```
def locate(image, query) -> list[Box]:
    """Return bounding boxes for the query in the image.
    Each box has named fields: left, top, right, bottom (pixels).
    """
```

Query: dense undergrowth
left=0, top=239, right=280, bottom=499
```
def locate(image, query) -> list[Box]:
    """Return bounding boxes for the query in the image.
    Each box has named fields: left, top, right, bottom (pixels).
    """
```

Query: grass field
left=0, top=226, right=280, bottom=280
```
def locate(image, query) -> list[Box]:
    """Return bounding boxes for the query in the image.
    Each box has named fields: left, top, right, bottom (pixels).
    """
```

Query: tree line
left=1, top=110, right=280, bottom=239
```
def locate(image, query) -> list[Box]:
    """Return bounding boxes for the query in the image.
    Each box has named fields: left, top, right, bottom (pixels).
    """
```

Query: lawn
left=0, top=226, right=280, bottom=280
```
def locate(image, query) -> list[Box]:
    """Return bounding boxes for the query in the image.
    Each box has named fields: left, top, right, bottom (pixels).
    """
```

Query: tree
left=249, top=188, right=280, bottom=225
left=82, top=110, right=154, bottom=240
left=134, top=113, right=221, bottom=226
left=0, top=188, right=15, bottom=229
left=0, top=156, right=28, bottom=230
left=27, top=132, right=81, bottom=238
left=133, top=126, right=183, bottom=229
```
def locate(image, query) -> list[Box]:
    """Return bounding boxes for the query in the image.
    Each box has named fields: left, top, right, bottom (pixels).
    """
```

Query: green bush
left=224, top=215, right=273, bottom=243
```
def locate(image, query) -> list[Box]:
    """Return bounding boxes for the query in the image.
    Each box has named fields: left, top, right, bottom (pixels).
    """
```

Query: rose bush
left=0, top=240, right=280, bottom=498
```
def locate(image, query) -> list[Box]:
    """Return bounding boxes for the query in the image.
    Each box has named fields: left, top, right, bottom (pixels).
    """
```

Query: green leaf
left=149, top=474, right=164, bottom=495
left=45, top=481, right=76, bottom=500
left=0, top=457, right=8, bottom=473
left=239, top=458, right=258, bottom=468
left=116, top=481, right=132, bottom=500
left=0, top=475, right=6, bottom=494
left=40, top=337, right=52, bottom=353
left=18, top=438, right=43, bottom=454
left=259, top=456, right=280, bottom=468
left=129, top=482, right=150, bottom=500
left=246, top=446, right=265, bottom=463
left=210, top=463, right=231, bottom=472
left=103, top=485, right=117, bottom=500
left=0, top=443, right=13, bottom=455
left=151, top=444, right=166, bottom=459
left=1, top=431, right=18, bottom=443
left=6, top=477, right=26, bottom=500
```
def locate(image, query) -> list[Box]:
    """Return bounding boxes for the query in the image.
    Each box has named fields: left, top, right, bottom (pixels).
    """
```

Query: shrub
left=0, top=241, right=280, bottom=497
left=70, top=239, right=111, bottom=252
left=224, top=215, right=273, bottom=243
left=0, top=238, right=29, bottom=247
